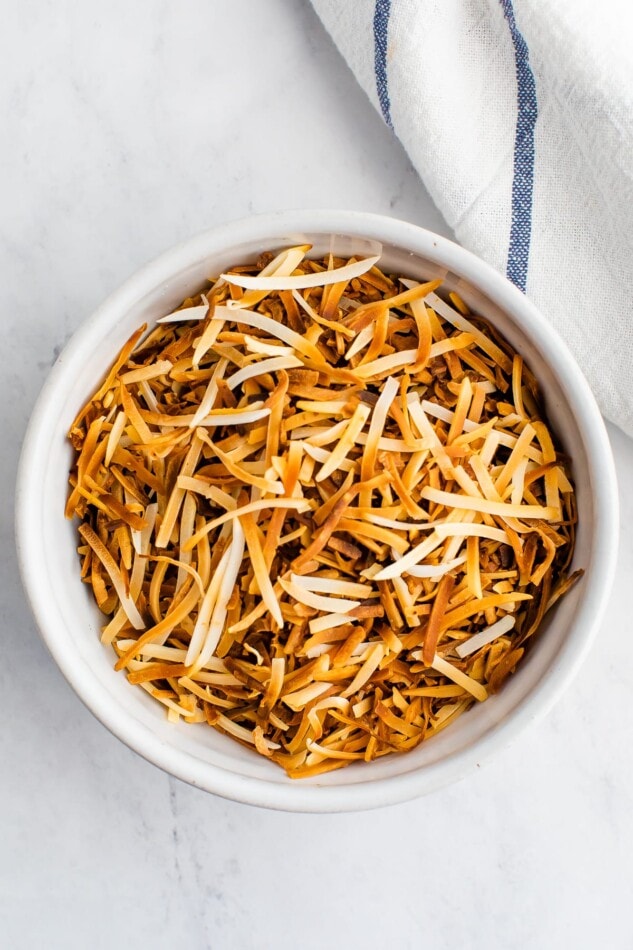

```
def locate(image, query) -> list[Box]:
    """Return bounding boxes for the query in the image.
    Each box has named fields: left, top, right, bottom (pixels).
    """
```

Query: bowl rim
left=15, top=209, right=619, bottom=812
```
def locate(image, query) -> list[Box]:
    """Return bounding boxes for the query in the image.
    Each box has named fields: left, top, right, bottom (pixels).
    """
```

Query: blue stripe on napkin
left=373, top=0, right=393, bottom=128
left=500, top=0, right=537, bottom=292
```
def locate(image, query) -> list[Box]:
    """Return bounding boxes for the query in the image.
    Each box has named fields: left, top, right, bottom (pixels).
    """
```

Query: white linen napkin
left=311, top=0, right=633, bottom=437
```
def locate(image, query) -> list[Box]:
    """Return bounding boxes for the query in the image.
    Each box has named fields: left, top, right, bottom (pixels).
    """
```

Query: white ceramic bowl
left=16, top=210, right=618, bottom=812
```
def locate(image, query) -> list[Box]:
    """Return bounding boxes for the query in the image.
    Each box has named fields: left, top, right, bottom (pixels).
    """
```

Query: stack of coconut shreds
left=67, top=244, right=580, bottom=779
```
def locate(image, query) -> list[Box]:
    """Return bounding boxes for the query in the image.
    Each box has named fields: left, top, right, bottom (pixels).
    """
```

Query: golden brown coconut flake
left=67, top=246, right=580, bottom=777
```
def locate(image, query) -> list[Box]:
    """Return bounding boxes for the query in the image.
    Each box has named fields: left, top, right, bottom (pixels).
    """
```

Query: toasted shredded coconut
left=455, top=615, right=516, bottom=658
left=67, top=246, right=580, bottom=779
left=157, top=301, right=209, bottom=324
left=222, top=253, right=381, bottom=291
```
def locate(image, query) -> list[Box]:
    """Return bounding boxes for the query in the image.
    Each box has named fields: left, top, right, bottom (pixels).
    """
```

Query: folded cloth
left=311, top=0, right=633, bottom=437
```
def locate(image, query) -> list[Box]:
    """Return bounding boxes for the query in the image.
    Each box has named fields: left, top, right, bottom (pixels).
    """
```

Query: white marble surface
left=2, top=1, right=633, bottom=947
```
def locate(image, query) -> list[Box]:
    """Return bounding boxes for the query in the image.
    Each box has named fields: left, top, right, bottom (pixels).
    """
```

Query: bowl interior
left=19, top=221, right=606, bottom=809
